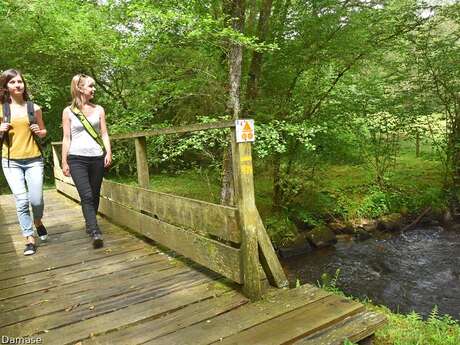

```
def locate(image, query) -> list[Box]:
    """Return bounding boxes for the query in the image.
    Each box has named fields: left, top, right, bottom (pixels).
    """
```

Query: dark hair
left=0, top=69, right=30, bottom=103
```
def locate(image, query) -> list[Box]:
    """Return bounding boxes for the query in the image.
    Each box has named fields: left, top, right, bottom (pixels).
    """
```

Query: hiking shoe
left=92, top=233, right=103, bottom=249
left=37, top=224, right=48, bottom=241
left=24, top=243, right=36, bottom=256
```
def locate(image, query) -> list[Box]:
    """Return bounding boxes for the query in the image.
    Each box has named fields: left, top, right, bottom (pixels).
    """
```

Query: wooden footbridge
left=0, top=121, right=386, bottom=344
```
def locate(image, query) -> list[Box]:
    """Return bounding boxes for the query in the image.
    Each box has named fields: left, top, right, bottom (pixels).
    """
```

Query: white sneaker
left=24, top=243, right=36, bottom=256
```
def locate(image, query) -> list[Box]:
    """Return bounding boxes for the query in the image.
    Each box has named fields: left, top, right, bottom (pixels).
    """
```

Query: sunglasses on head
left=78, top=74, right=88, bottom=86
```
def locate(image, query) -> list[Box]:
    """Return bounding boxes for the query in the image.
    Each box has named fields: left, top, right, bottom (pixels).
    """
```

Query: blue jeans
left=2, top=157, right=44, bottom=237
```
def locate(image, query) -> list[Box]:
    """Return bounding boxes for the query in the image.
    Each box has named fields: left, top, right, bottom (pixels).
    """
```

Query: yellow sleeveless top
left=0, top=106, right=41, bottom=159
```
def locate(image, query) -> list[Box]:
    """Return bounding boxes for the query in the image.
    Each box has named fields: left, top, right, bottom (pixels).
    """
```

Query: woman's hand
left=30, top=124, right=46, bottom=137
left=104, top=151, right=112, bottom=168
left=62, top=162, right=70, bottom=177
left=0, top=123, right=11, bottom=133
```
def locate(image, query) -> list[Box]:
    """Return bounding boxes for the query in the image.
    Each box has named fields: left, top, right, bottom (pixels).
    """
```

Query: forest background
left=1, top=0, right=459, bottom=343
left=2, top=0, right=458, bottom=245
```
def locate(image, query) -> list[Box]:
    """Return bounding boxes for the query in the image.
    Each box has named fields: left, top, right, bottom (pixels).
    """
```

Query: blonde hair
left=70, top=74, right=94, bottom=110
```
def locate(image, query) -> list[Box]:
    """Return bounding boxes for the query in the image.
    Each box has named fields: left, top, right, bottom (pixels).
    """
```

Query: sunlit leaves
left=253, top=120, right=320, bottom=158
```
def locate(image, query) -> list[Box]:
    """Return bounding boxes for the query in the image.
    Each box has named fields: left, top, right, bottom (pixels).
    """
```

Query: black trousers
left=68, top=155, right=105, bottom=235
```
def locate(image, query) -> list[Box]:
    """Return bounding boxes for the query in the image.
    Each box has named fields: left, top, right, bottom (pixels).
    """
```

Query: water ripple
left=282, top=226, right=460, bottom=319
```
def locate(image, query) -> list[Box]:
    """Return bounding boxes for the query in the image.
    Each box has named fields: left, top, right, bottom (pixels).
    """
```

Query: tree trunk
left=246, top=0, right=258, bottom=36
left=245, top=0, right=273, bottom=115
left=452, top=112, right=460, bottom=204
left=220, top=0, right=246, bottom=205
left=272, top=153, right=282, bottom=211
left=227, top=0, right=245, bottom=119
left=221, top=143, right=235, bottom=205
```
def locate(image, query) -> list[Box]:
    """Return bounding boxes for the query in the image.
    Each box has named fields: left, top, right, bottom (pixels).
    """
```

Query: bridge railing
left=51, top=120, right=287, bottom=299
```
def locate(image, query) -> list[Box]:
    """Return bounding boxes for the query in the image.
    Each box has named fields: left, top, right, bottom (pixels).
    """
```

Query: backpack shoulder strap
left=2, top=102, right=11, bottom=123
left=0, top=103, right=11, bottom=156
left=24, top=101, right=44, bottom=157
left=27, top=101, right=36, bottom=124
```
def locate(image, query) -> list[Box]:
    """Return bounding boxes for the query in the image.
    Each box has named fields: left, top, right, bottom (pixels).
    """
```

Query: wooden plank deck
left=0, top=190, right=386, bottom=345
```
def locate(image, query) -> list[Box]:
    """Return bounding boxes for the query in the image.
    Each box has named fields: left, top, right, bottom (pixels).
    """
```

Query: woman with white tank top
left=61, top=74, right=112, bottom=249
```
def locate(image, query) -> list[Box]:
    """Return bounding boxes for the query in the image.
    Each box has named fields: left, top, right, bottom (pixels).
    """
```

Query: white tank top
left=68, top=109, right=104, bottom=157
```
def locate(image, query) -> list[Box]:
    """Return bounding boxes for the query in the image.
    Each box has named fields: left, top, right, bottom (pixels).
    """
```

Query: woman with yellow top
left=0, top=69, right=48, bottom=256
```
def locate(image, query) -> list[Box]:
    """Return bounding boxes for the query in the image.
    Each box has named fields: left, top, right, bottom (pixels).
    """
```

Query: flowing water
left=281, top=226, right=460, bottom=319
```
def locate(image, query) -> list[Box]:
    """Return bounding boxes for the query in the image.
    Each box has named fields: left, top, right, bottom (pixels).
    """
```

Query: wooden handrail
left=113, top=120, right=235, bottom=139
left=51, top=120, right=235, bottom=145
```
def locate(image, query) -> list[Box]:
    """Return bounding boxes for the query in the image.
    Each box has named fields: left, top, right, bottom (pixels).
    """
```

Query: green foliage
left=353, top=111, right=403, bottom=187
left=253, top=120, right=319, bottom=159
left=386, top=185, right=444, bottom=214
left=375, top=306, right=460, bottom=345
left=0, top=174, right=8, bottom=194
left=291, top=209, right=322, bottom=228
left=313, top=127, right=365, bottom=165
left=343, top=340, right=357, bottom=345
left=264, top=215, right=298, bottom=247
left=313, top=142, right=447, bottom=221
left=317, top=269, right=343, bottom=295
left=356, top=187, right=390, bottom=219
left=147, top=118, right=229, bottom=173
left=111, top=168, right=221, bottom=204
left=0, top=0, right=456, bottom=227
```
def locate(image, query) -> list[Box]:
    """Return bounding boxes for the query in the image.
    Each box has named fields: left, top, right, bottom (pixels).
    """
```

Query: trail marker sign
left=235, top=119, right=255, bottom=143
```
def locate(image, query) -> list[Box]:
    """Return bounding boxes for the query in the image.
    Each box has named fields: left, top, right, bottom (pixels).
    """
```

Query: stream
left=281, top=226, right=460, bottom=319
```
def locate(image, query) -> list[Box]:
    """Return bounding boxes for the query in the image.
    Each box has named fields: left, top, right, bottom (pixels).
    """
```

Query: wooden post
left=135, top=136, right=150, bottom=188
left=231, top=130, right=263, bottom=300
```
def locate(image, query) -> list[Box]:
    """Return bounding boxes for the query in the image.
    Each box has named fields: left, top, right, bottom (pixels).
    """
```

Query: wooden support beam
left=135, top=136, right=150, bottom=188
left=256, top=211, right=289, bottom=288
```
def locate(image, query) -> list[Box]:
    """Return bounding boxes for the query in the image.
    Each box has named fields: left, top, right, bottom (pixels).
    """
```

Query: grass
left=101, top=139, right=446, bottom=231
left=371, top=305, right=460, bottom=345
left=109, top=168, right=221, bottom=204
left=318, top=270, right=460, bottom=345
left=306, top=140, right=446, bottom=221
left=0, top=174, right=8, bottom=194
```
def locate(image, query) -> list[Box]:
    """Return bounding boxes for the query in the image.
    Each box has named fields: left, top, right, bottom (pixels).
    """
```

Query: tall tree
left=245, top=0, right=273, bottom=113
left=407, top=3, right=460, bottom=196
left=221, top=0, right=246, bottom=205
